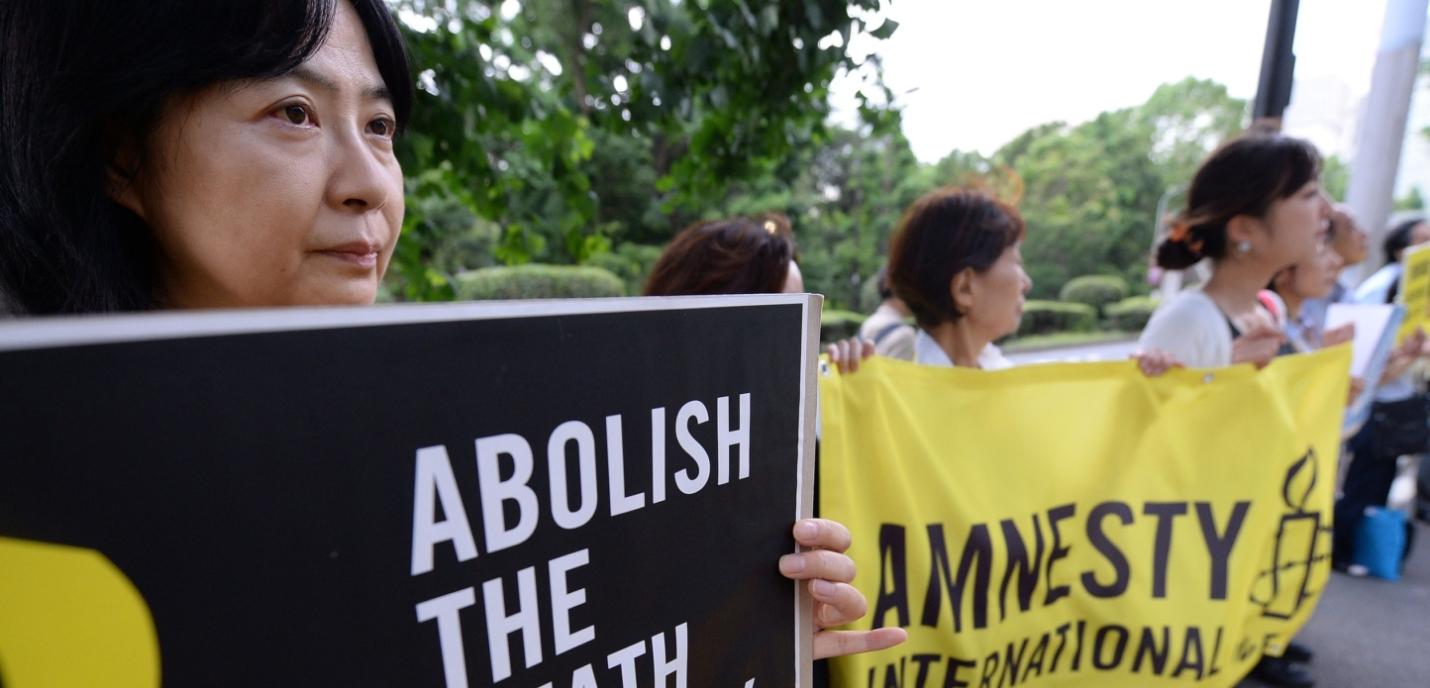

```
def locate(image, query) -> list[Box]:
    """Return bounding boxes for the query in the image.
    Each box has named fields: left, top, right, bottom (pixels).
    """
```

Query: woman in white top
left=1138, top=133, right=1332, bottom=688
left=883, top=187, right=1030, bottom=370
left=1139, top=134, right=1330, bottom=369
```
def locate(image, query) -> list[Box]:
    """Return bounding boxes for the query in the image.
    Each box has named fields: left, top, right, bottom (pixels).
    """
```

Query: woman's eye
left=368, top=117, right=395, bottom=138
left=280, top=104, right=312, bottom=126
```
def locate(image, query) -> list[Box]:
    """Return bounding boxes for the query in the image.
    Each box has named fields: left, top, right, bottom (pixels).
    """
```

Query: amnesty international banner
left=819, top=347, right=1350, bottom=688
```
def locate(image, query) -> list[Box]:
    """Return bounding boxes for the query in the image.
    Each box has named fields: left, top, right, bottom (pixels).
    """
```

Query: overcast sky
left=834, top=0, right=1396, bottom=161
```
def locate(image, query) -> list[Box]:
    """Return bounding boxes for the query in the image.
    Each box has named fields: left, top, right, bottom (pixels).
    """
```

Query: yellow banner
left=1398, top=242, right=1430, bottom=342
left=818, top=347, right=1350, bottom=688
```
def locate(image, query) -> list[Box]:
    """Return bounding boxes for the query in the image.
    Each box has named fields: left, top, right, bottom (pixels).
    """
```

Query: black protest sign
left=0, top=295, right=818, bottom=687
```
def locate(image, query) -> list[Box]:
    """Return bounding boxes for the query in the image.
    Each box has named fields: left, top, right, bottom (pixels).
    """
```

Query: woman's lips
left=318, top=242, right=380, bottom=268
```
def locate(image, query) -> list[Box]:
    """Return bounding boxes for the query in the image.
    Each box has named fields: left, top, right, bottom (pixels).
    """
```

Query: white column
left=1347, top=0, right=1429, bottom=279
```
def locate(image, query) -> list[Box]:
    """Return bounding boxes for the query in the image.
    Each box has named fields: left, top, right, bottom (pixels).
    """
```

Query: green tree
left=387, top=0, right=901, bottom=300
left=935, top=78, right=1247, bottom=299
left=1396, top=186, right=1426, bottom=210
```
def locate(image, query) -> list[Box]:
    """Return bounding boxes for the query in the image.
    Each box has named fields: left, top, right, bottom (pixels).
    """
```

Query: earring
left=1238, top=240, right=1251, bottom=254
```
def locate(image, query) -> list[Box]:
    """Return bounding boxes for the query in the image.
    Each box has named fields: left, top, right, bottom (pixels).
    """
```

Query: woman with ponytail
left=1138, top=134, right=1329, bottom=370
left=1137, top=133, right=1331, bottom=688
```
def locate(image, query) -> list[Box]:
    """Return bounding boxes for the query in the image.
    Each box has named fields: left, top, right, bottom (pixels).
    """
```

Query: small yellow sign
left=1397, top=242, right=1430, bottom=342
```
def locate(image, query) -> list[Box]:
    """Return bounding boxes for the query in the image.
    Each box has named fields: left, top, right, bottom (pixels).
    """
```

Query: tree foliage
left=384, top=2, right=1256, bottom=314
left=387, top=0, right=898, bottom=299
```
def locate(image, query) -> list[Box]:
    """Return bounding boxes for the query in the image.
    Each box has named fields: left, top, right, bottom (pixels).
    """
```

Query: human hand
left=780, top=518, right=908, bottom=659
left=1381, top=328, right=1427, bottom=383
left=1230, top=317, right=1283, bottom=369
left=825, top=337, right=876, bottom=374
left=1347, top=376, right=1366, bottom=407
left=1133, top=348, right=1182, bottom=377
left=1322, top=322, right=1354, bottom=349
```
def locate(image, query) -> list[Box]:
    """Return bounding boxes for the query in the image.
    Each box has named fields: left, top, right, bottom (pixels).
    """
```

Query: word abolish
left=409, top=393, right=751, bottom=686
left=410, top=393, right=752, bottom=576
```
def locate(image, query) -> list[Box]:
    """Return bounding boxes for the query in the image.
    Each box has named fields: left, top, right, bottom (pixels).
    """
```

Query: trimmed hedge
left=1105, top=295, right=1159, bottom=332
left=821, top=308, right=866, bottom=344
left=1059, top=275, right=1128, bottom=314
left=1017, top=300, right=1097, bottom=337
left=455, top=264, right=626, bottom=300
left=581, top=243, right=664, bottom=296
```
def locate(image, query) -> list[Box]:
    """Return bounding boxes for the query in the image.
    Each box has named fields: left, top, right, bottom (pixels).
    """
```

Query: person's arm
left=1229, top=315, right=1283, bottom=369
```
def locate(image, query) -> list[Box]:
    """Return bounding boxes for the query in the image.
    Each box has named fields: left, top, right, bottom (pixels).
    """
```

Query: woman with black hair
left=1136, top=133, right=1332, bottom=688
left=0, top=0, right=903, bottom=660
left=883, top=187, right=1030, bottom=370
left=1138, top=134, right=1329, bottom=372
left=0, top=0, right=412, bottom=313
left=643, top=214, right=805, bottom=297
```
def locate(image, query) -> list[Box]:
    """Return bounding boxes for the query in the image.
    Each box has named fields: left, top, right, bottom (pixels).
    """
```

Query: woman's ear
left=105, top=139, right=147, bottom=220
left=1225, top=214, right=1261, bottom=251
left=949, top=267, right=975, bottom=315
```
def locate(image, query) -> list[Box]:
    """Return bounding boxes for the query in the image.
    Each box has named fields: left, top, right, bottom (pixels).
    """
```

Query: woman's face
left=1329, top=207, right=1369, bottom=265
left=1287, top=240, right=1344, bottom=301
left=116, top=1, right=403, bottom=308
left=1258, top=179, right=1327, bottom=270
left=965, top=243, right=1032, bottom=341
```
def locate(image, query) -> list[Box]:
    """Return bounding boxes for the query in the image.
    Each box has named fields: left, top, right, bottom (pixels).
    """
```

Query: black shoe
left=1281, top=641, right=1314, bottom=664
left=1251, top=656, right=1315, bottom=688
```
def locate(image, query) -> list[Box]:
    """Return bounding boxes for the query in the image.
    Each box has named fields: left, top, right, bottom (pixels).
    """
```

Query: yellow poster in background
left=819, top=347, right=1349, bottom=688
left=1397, top=242, right=1430, bottom=342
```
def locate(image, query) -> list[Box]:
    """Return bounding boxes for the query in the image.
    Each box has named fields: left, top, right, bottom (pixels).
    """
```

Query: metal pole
left=1346, top=0, right=1429, bottom=279
left=1253, top=0, right=1302, bottom=127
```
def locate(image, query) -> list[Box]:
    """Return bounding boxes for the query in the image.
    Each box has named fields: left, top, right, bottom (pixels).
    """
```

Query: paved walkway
left=1239, top=521, right=1429, bottom=687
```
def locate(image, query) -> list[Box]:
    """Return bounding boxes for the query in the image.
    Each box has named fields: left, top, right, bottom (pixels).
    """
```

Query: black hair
left=886, top=188, right=1025, bottom=330
left=1156, top=134, right=1321, bottom=270
left=0, top=0, right=412, bottom=314
left=643, top=215, right=798, bottom=296
left=1383, top=217, right=1425, bottom=266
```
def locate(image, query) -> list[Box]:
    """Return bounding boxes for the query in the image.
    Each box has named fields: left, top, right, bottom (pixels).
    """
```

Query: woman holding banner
left=1137, top=134, right=1328, bottom=373
left=882, top=187, right=1030, bottom=370
left=1137, top=133, right=1333, bottom=688
left=0, top=0, right=903, bottom=661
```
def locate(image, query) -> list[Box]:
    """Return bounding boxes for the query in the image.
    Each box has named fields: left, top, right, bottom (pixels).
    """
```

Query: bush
left=1059, top=275, right=1129, bottom=315
left=1017, top=300, right=1097, bottom=337
left=1105, top=295, right=1160, bottom=332
left=821, top=308, right=867, bottom=344
left=455, top=264, right=626, bottom=300
left=582, top=243, right=664, bottom=296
